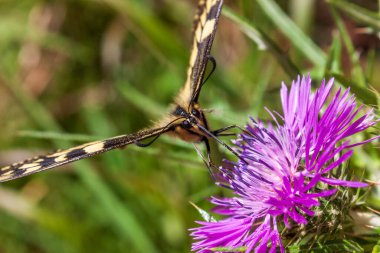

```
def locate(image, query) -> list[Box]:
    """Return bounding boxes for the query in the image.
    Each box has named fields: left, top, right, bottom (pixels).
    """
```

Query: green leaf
left=212, top=246, right=247, bottom=252
left=190, top=202, right=216, bottom=222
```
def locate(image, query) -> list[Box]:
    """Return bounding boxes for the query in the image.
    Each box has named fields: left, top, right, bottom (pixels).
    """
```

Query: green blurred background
left=0, top=0, right=378, bottom=252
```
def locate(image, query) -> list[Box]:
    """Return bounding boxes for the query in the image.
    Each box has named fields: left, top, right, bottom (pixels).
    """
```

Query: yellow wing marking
left=177, top=0, right=223, bottom=105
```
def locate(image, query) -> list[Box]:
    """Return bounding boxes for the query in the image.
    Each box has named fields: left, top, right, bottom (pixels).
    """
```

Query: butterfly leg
left=194, top=139, right=219, bottom=181
left=204, top=138, right=217, bottom=170
left=201, top=56, right=217, bottom=85
left=212, top=124, right=246, bottom=137
left=135, top=134, right=161, bottom=147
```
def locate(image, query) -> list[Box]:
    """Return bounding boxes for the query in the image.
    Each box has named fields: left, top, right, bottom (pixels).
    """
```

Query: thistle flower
left=191, top=75, right=378, bottom=252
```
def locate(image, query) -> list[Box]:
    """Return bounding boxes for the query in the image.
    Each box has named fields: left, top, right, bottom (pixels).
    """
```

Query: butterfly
left=0, top=0, right=236, bottom=182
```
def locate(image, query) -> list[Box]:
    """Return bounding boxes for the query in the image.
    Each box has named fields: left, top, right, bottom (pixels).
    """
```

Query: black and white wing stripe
left=0, top=128, right=167, bottom=182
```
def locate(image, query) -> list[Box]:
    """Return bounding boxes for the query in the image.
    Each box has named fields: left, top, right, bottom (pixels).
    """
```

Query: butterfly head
left=170, top=103, right=208, bottom=142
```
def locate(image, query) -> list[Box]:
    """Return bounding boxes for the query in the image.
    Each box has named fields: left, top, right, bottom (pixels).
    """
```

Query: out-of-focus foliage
left=0, top=0, right=378, bottom=252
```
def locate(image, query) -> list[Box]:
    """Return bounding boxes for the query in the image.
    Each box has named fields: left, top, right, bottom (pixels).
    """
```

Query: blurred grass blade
left=289, top=0, right=315, bottom=32
left=256, top=0, right=326, bottom=67
left=0, top=76, right=61, bottom=132
left=101, top=0, right=185, bottom=63
left=251, top=62, right=274, bottom=114
left=327, top=0, right=380, bottom=30
left=325, top=32, right=342, bottom=73
left=257, top=27, right=300, bottom=78
left=81, top=107, right=162, bottom=243
left=342, top=240, right=364, bottom=252
left=18, top=130, right=100, bottom=142
left=288, top=239, right=364, bottom=252
left=0, top=211, right=77, bottom=253
left=116, top=80, right=165, bottom=117
left=329, top=6, right=367, bottom=87
left=222, top=7, right=266, bottom=50
left=1, top=76, right=158, bottom=253
left=366, top=49, right=376, bottom=81
left=223, top=7, right=300, bottom=78
left=327, top=72, right=377, bottom=105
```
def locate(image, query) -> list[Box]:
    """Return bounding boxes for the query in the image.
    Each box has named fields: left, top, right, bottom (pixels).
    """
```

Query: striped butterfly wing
left=0, top=127, right=167, bottom=182
left=177, top=0, right=223, bottom=105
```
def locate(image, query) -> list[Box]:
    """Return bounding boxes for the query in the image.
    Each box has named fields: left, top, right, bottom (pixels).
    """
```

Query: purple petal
left=321, top=177, right=368, bottom=187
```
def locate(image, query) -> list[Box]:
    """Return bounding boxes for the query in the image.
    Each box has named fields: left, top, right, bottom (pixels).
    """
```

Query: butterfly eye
left=191, top=108, right=201, bottom=118
left=182, top=119, right=192, bottom=129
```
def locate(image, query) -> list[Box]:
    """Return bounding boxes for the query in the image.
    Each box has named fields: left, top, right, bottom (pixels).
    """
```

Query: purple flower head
left=191, top=75, right=378, bottom=253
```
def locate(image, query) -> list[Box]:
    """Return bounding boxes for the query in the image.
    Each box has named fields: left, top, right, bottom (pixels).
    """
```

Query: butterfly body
left=163, top=102, right=209, bottom=143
